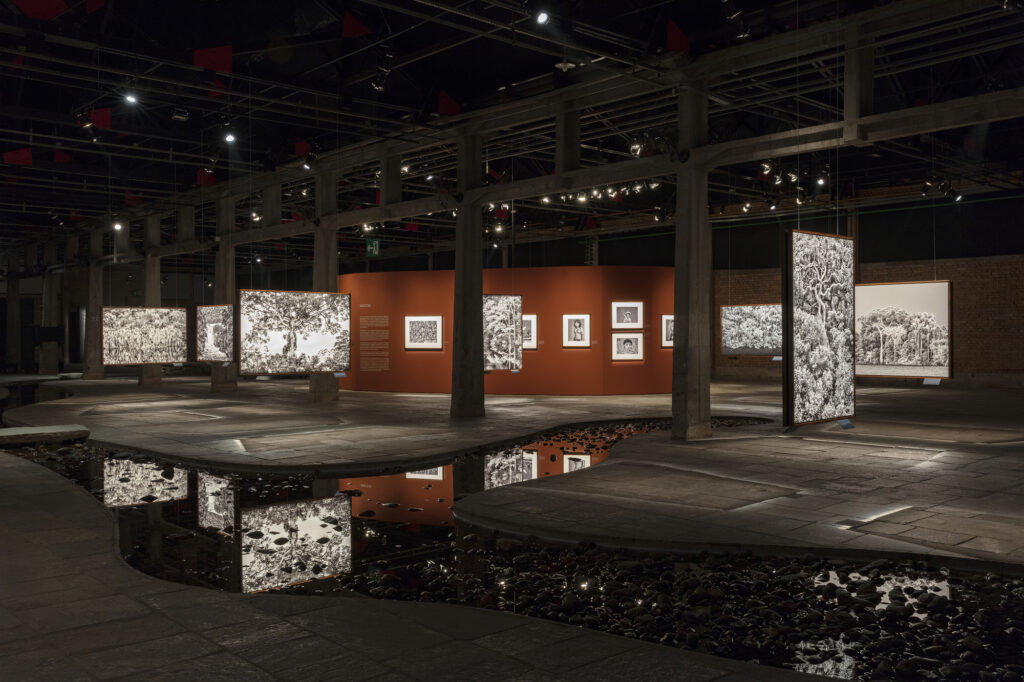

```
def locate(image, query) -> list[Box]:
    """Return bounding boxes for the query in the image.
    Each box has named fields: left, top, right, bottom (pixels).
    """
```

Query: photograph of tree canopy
left=239, top=290, right=350, bottom=375
left=197, top=472, right=235, bottom=533
left=102, top=307, right=187, bottom=365
left=484, top=448, right=538, bottom=490
left=855, top=281, right=951, bottom=378
left=483, top=294, right=523, bottom=371
left=789, top=231, right=855, bottom=425
left=240, top=496, right=352, bottom=593
left=102, top=458, right=188, bottom=508
left=721, top=304, right=783, bottom=356
left=404, top=315, right=443, bottom=350
left=197, top=305, right=234, bottom=362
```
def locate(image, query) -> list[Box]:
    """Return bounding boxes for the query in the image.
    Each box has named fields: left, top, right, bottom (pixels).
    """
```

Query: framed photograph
left=483, top=295, right=523, bottom=370
left=239, top=289, right=350, bottom=375
left=522, top=314, right=538, bottom=350
left=661, top=314, right=674, bottom=347
left=611, top=301, right=643, bottom=329
left=563, top=453, right=591, bottom=473
left=720, top=304, right=783, bottom=356
left=404, top=315, right=443, bottom=350
left=611, top=332, right=644, bottom=360
left=406, top=467, right=443, bottom=480
left=197, top=304, right=234, bottom=362
left=102, top=307, right=187, bottom=365
left=786, top=230, right=855, bottom=427
left=855, top=281, right=951, bottom=379
left=522, top=449, right=538, bottom=481
left=562, top=314, right=590, bottom=347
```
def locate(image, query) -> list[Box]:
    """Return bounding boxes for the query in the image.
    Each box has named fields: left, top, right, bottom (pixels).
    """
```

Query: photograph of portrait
left=522, top=314, right=538, bottom=350
left=611, top=332, right=644, bottom=360
left=611, top=301, right=643, bottom=329
left=661, top=314, right=674, bottom=347
left=404, top=315, right=443, bottom=350
left=562, top=314, right=591, bottom=348
left=563, top=453, right=592, bottom=473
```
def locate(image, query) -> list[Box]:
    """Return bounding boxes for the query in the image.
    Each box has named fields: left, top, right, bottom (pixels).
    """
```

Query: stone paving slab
left=0, top=453, right=822, bottom=681
left=0, top=424, right=90, bottom=445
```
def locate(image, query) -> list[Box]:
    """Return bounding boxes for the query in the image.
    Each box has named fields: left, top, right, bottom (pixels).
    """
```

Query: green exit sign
left=366, top=237, right=380, bottom=257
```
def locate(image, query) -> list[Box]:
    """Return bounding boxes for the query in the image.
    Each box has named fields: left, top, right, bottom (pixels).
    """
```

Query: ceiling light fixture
left=224, top=132, right=236, bottom=143
left=124, top=94, right=137, bottom=104
left=113, top=222, right=123, bottom=231
left=536, top=10, right=549, bottom=24
left=303, top=152, right=317, bottom=170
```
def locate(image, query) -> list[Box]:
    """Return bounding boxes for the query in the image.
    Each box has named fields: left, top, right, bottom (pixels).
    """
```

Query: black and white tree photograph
left=404, top=315, right=443, bottom=350
left=790, top=231, right=855, bottom=425
left=855, top=281, right=951, bottom=378
left=661, top=315, right=674, bottom=347
left=196, top=305, right=234, bottom=362
left=483, top=294, right=523, bottom=370
left=197, top=472, right=236, bottom=533
left=239, top=290, right=350, bottom=375
left=406, top=467, right=443, bottom=480
left=522, top=314, right=538, bottom=350
left=611, top=301, right=643, bottom=329
left=562, top=314, right=590, bottom=347
left=721, top=304, right=783, bottom=356
left=563, top=453, right=591, bottom=473
left=102, top=307, right=187, bottom=365
left=483, top=448, right=539, bottom=490
left=240, top=496, right=352, bottom=593
left=102, top=458, right=188, bottom=507
left=611, top=332, right=644, bottom=360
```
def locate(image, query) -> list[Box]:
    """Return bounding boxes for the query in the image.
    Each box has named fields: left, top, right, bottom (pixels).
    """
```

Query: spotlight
left=224, top=132, right=236, bottom=143
left=401, top=165, right=410, bottom=173
left=303, top=152, right=317, bottom=170
left=767, top=198, right=777, bottom=210
left=629, top=140, right=642, bottom=156
left=113, top=222, right=123, bottom=231
left=492, top=242, right=500, bottom=249
left=742, top=202, right=750, bottom=213
left=362, top=223, right=371, bottom=232
left=426, top=174, right=434, bottom=181
left=633, top=183, right=643, bottom=193
left=761, top=162, right=772, bottom=173
left=920, top=184, right=930, bottom=196
left=536, top=10, right=549, bottom=24
left=76, top=112, right=93, bottom=128
left=648, top=181, right=661, bottom=190
left=541, top=196, right=551, bottom=204
left=256, top=256, right=262, bottom=263
left=171, top=108, right=190, bottom=122
left=124, top=94, right=137, bottom=104
left=205, top=280, right=212, bottom=288
left=795, top=196, right=803, bottom=205
left=816, top=175, right=826, bottom=186
left=773, top=175, right=782, bottom=185
left=787, top=171, right=798, bottom=183
left=495, top=223, right=503, bottom=232
left=577, top=192, right=587, bottom=203
left=591, top=188, right=601, bottom=198
left=955, top=192, right=963, bottom=202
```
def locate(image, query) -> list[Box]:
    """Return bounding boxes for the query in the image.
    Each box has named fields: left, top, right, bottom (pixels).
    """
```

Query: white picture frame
left=522, top=314, right=538, bottom=350
left=611, top=332, right=644, bottom=360
left=406, top=467, right=444, bottom=480
left=404, top=315, right=443, bottom=350
left=563, top=453, right=591, bottom=473
left=522, top=449, right=539, bottom=481
left=660, top=314, right=674, bottom=347
left=562, top=314, right=590, bottom=348
left=239, top=290, right=351, bottom=375
left=611, top=301, right=643, bottom=329
left=855, top=281, right=951, bottom=379
left=483, top=295, right=523, bottom=370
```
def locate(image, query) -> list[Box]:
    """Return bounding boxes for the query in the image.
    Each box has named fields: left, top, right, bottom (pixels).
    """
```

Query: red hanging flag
left=194, top=45, right=233, bottom=73
left=53, top=150, right=71, bottom=163
left=90, top=107, right=112, bottom=129
left=437, top=91, right=461, bottom=117
left=294, top=138, right=311, bottom=158
left=342, top=11, right=371, bottom=38
left=196, top=168, right=217, bottom=186
left=86, top=0, right=105, bottom=14
left=13, top=0, right=68, bottom=21
left=124, top=190, right=142, bottom=206
left=667, top=20, right=690, bottom=54
left=3, top=147, right=32, bottom=165
left=404, top=222, right=420, bottom=232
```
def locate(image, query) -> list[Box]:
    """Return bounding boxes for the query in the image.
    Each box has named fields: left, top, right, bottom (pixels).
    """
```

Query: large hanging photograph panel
left=240, top=496, right=352, bottom=593
left=721, top=304, right=783, bottom=356
left=239, top=290, right=351, bottom=375
left=787, top=230, right=855, bottom=426
left=102, top=307, right=187, bottom=365
left=855, top=281, right=951, bottom=379
left=196, top=304, right=234, bottom=362
left=483, top=294, right=523, bottom=371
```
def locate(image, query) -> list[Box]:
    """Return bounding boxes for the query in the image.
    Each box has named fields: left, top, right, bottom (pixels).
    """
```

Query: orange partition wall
left=337, top=265, right=674, bottom=395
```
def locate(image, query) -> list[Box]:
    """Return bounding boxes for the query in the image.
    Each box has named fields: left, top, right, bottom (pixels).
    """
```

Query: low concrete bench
left=0, top=424, right=90, bottom=446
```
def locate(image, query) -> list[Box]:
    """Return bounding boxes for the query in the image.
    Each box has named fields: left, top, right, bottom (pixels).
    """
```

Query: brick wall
left=712, top=254, right=1024, bottom=386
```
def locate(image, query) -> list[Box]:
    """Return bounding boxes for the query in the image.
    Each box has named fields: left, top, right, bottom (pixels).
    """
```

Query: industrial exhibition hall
left=1, top=0, right=1023, bottom=680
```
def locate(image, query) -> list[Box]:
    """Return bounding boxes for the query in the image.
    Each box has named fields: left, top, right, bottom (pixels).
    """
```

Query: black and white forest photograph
left=790, top=231, right=855, bottom=425
left=196, top=304, right=234, bottom=362
left=522, top=314, right=537, bottom=350
left=240, top=496, right=352, bottom=593
left=855, top=281, right=951, bottom=378
left=103, top=458, right=188, bottom=508
left=562, top=314, right=590, bottom=347
left=239, top=290, right=350, bottom=375
left=611, top=301, right=643, bottom=329
left=404, top=315, right=443, bottom=350
left=563, top=453, right=591, bottom=473
left=721, top=304, right=783, bottom=356
left=197, top=472, right=236, bottom=533
left=483, top=294, right=523, bottom=370
left=484, top=448, right=537, bottom=490
left=611, top=332, right=644, bottom=360
left=102, top=307, right=187, bottom=365
left=661, top=314, right=674, bottom=347
left=406, top=467, right=443, bottom=480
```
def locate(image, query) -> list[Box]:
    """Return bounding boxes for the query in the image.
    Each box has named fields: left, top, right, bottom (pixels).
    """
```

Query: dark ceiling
left=2, top=0, right=1023, bottom=267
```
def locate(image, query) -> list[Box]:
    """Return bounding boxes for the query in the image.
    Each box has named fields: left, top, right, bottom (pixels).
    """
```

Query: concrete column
left=379, top=154, right=402, bottom=206
left=843, top=27, right=874, bottom=146
left=63, top=235, right=79, bottom=366
left=309, top=226, right=340, bottom=402
left=211, top=196, right=238, bottom=393
left=82, top=230, right=104, bottom=379
left=5, top=276, right=20, bottom=371
left=177, top=208, right=196, bottom=243
left=139, top=215, right=163, bottom=387
left=555, top=103, right=581, bottom=175
left=315, top=172, right=337, bottom=218
left=450, top=134, right=484, bottom=418
left=38, top=243, right=61, bottom=374
left=24, top=244, right=38, bottom=273
left=262, top=184, right=281, bottom=225
left=672, top=88, right=712, bottom=440
left=64, top=234, right=80, bottom=263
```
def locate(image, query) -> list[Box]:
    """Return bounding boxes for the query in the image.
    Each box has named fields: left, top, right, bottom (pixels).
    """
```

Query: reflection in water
left=197, top=472, right=235, bottom=533
left=240, top=496, right=352, bottom=593
left=103, top=458, right=187, bottom=507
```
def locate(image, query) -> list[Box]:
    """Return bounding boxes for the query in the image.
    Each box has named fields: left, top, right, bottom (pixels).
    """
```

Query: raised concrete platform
left=0, top=424, right=90, bottom=446
left=0, top=452, right=823, bottom=681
